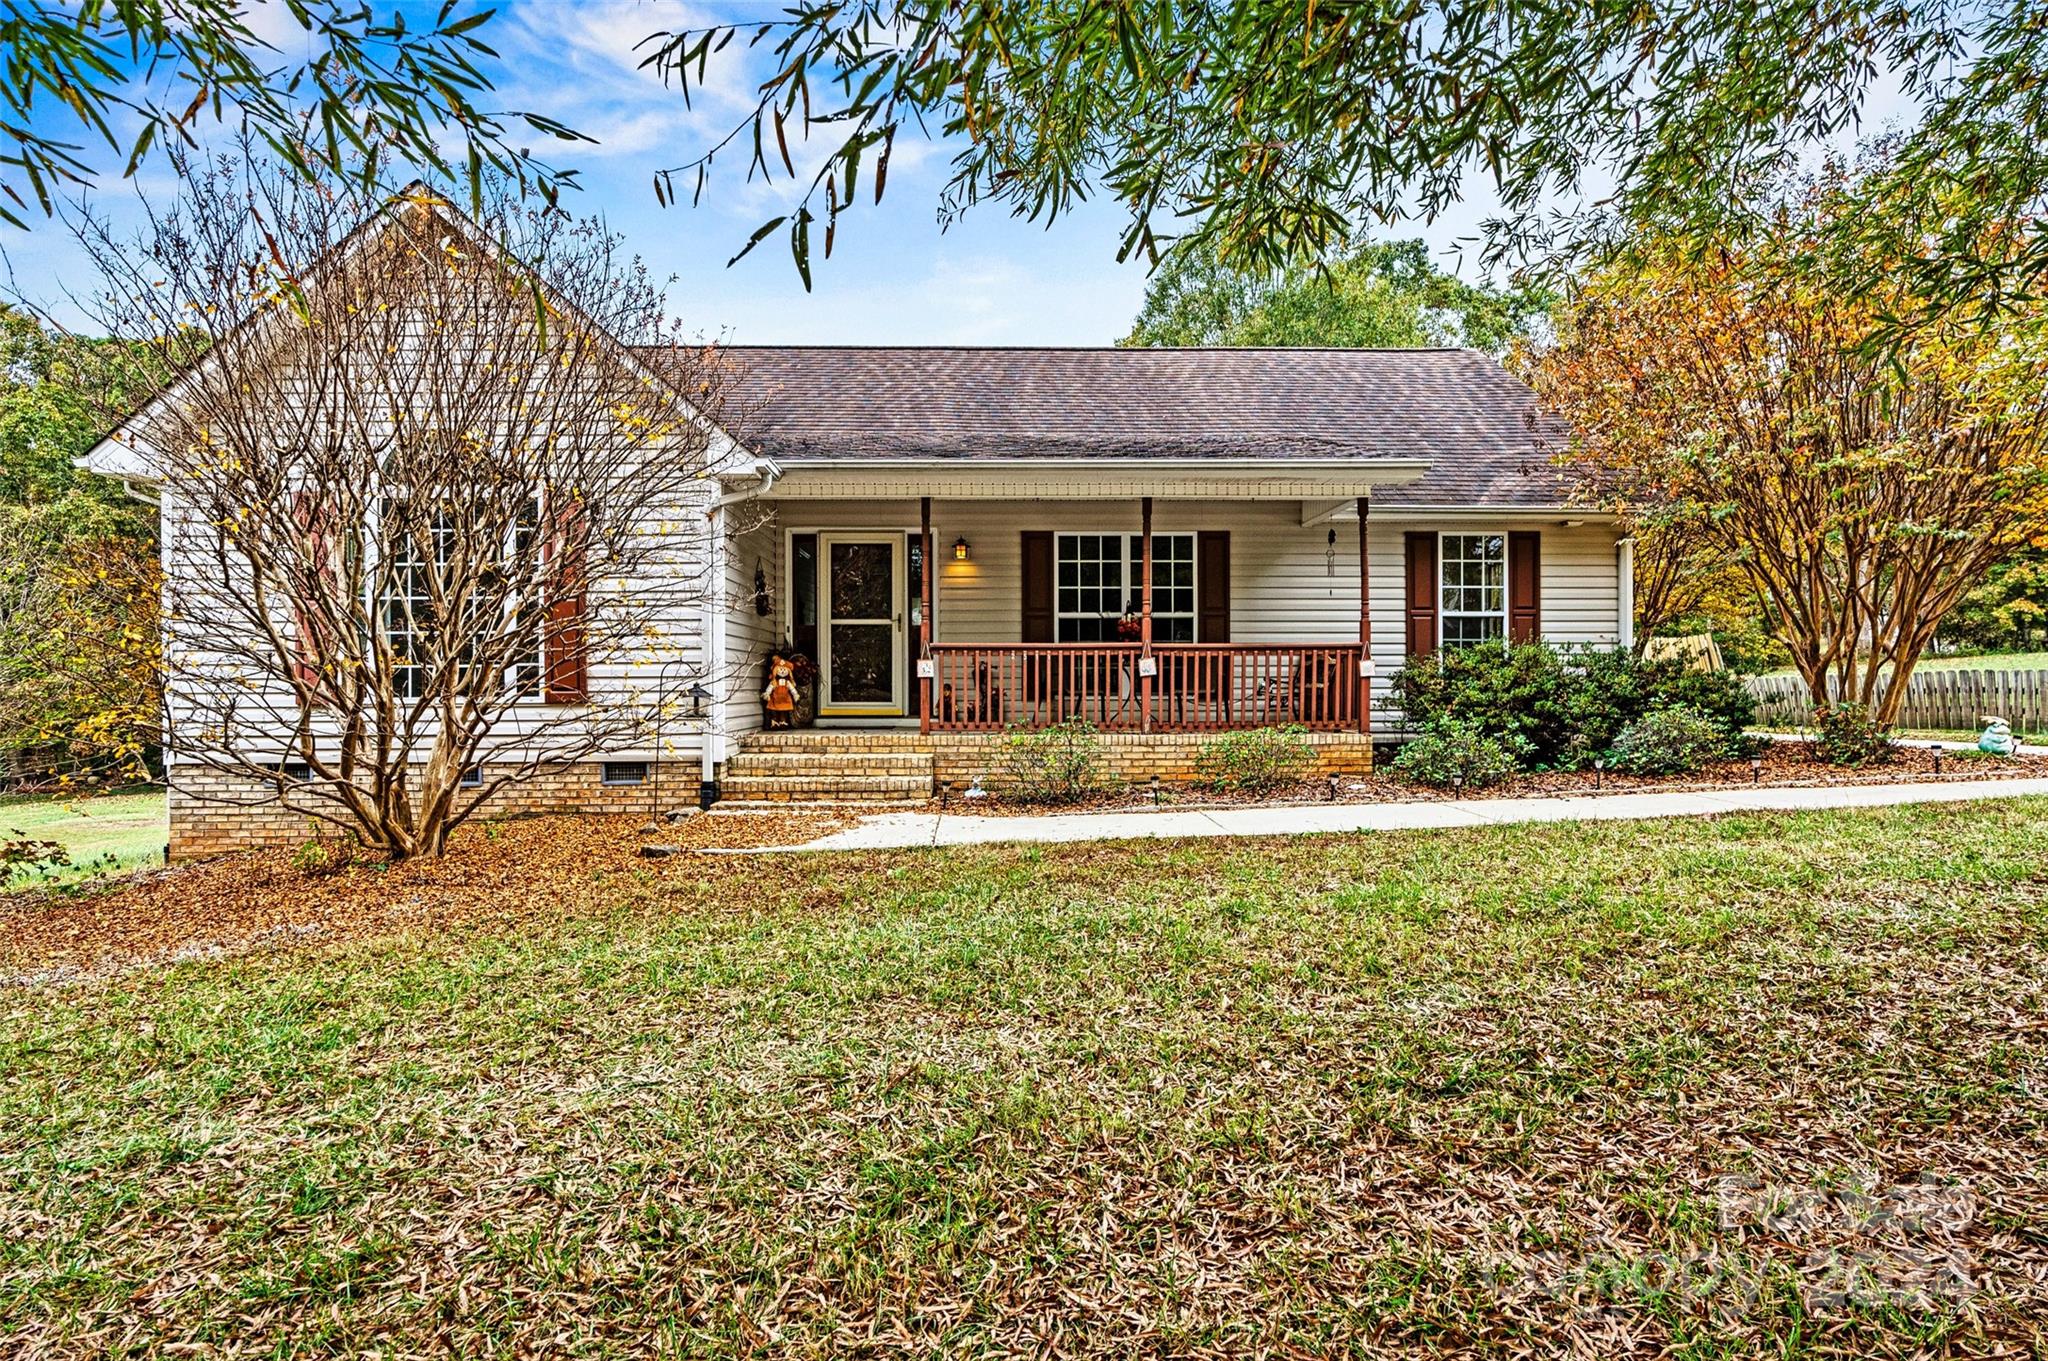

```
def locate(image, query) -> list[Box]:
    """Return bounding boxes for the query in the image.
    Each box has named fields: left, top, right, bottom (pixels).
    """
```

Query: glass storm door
left=819, top=534, right=904, bottom=715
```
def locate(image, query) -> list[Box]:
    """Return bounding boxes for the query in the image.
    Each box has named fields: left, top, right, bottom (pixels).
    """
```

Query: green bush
left=1390, top=719, right=1518, bottom=789
left=1193, top=724, right=1317, bottom=793
left=1814, top=703, right=1896, bottom=766
left=1606, top=705, right=1737, bottom=775
left=1563, top=647, right=1757, bottom=763
left=1387, top=642, right=1564, bottom=764
left=997, top=718, right=1106, bottom=802
left=1387, top=642, right=1756, bottom=770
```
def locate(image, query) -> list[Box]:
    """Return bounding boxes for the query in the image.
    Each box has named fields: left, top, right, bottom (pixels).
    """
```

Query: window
left=601, top=760, right=647, bottom=786
left=381, top=508, right=441, bottom=700
left=380, top=500, right=545, bottom=701
left=1440, top=532, right=1507, bottom=647
left=459, top=765, right=483, bottom=788
left=1136, top=534, right=1195, bottom=643
left=1056, top=533, right=1125, bottom=641
left=1054, top=532, right=1195, bottom=642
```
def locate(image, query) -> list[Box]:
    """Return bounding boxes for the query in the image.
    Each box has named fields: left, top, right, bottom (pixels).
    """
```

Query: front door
left=818, top=533, right=904, bottom=716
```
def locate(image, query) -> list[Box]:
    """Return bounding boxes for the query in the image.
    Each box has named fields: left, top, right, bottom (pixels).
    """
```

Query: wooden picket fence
left=1745, top=668, right=2048, bottom=736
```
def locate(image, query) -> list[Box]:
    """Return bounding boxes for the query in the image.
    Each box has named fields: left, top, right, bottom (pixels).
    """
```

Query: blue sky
left=0, top=0, right=1924, bottom=345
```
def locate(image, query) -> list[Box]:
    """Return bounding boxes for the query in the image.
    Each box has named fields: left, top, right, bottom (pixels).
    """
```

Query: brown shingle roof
left=639, top=344, right=1579, bottom=510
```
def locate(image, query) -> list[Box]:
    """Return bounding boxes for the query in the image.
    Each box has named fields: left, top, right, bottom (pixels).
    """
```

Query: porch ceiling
left=756, top=458, right=1429, bottom=501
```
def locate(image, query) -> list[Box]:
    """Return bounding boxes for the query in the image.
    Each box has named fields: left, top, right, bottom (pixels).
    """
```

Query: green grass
left=1, top=789, right=165, bottom=891
left=4, top=801, right=2047, bottom=1356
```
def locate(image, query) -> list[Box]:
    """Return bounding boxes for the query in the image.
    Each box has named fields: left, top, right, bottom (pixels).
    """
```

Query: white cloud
left=501, top=0, right=762, bottom=114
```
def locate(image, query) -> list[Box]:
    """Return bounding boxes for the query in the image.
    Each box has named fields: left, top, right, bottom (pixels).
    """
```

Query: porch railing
left=927, top=643, right=1365, bottom=733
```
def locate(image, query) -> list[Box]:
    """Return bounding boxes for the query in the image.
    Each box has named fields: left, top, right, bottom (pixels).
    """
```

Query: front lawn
left=2, top=789, right=165, bottom=891
left=4, top=802, right=2046, bottom=1355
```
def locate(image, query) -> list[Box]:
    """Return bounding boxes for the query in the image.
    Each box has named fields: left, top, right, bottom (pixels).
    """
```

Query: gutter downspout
left=698, top=457, right=776, bottom=808
left=1617, top=537, right=1636, bottom=654
left=700, top=499, right=728, bottom=808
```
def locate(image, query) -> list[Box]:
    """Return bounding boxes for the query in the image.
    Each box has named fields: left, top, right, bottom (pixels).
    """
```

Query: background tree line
left=0, top=306, right=159, bottom=787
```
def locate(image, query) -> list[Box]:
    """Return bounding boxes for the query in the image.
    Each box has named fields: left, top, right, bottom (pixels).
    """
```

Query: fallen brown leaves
left=2, top=800, right=2045, bottom=1357
left=0, top=810, right=846, bottom=987
left=949, top=739, right=2048, bottom=814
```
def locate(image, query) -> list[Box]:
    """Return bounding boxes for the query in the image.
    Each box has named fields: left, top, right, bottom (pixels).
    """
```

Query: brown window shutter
left=1404, top=532, right=1439, bottom=656
left=1020, top=531, right=1054, bottom=642
left=1508, top=531, right=1541, bottom=643
left=1196, top=531, right=1230, bottom=642
left=544, top=493, right=589, bottom=703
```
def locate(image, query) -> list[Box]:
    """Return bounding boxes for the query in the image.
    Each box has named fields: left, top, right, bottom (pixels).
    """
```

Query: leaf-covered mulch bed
left=945, top=739, right=2048, bottom=815
left=3, top=799, right=2047, bottom=1355
left=0, top=810, right=844, bottom=988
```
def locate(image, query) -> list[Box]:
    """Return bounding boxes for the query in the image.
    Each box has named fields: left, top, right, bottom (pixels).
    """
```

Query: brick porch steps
left=719, top=744, right=935, bottom=806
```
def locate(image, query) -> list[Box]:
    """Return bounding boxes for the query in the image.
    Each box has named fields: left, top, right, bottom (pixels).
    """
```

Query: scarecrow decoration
left=763, top=654, right=801, bottom=729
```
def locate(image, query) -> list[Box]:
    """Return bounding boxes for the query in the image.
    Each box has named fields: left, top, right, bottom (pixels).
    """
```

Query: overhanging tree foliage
left=68, top=158, right=742, bottom=858
left=1, top=0, right=581, bottom=228
left=643, top=0, right=2046, bottom=319
left=1527, top=168, right=2048, bottom=725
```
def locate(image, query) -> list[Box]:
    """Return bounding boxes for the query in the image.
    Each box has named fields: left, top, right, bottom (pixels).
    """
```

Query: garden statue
left=763, top=655, right=800, bottom=729
left=1979, top=717, right=2018, bottom=756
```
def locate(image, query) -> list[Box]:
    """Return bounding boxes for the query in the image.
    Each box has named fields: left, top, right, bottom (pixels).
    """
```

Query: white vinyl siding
left=757, top=499, right=1623, bottom=736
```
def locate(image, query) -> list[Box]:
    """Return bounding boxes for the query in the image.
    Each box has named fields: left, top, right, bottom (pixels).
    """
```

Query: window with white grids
left=1055, top=533, right=1126, bottom=642
left=1130, top=534, right=1195, bottom=642
left=1439, top=532, right=1507, bottom=647
left=379, top=501, right=545, bottom=700
left=1054, top=533, right=1196, bottom=642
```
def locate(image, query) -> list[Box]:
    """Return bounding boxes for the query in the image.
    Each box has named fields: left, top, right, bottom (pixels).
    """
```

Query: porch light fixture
left=953, top=536, right=970, bottom=561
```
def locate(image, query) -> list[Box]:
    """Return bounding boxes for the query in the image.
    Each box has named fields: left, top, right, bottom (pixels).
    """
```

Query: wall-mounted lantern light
left=953, top=536, right=970, bottom=561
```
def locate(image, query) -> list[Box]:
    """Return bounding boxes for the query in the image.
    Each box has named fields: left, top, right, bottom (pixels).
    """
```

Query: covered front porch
left=727, top=456, right=1423, bottom=739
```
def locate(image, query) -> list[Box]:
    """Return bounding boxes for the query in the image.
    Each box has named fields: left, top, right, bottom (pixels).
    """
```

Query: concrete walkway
left=725, top=776, right=2048, bottom=854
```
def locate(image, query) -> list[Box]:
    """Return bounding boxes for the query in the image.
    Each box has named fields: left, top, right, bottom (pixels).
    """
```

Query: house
left=81, top=198, right=1629, bottom=857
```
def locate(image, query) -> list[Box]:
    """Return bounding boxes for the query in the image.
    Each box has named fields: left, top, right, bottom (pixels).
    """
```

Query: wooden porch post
left=919, top=496, right=933, bottom=735
left=1140, top=496, right=1154, bottom=733
left=1357, top=496, right=1371, bottom=734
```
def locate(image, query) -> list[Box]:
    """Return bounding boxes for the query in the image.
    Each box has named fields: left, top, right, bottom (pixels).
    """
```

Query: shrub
left=997, top=718, right=1105, bottom=802
left=1387, top=642, right=1569, bottom=763
left=1193, top=725, right=1317, bottom=793
left=1387, top=642, right=1757, bottom=770
left=1390, top=719, right=1517, bottom=789
left=1814, top=703, right=1896, bottom=766
left=1606, top=705, right=1737, bottom=775
left=1565, top=647, right=1756, bottom=761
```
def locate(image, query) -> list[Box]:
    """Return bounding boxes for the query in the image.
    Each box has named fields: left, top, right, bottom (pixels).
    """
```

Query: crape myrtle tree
left=1525, top=163, right=2048, bottom=725
left=68, top=157, right=746, bottom=858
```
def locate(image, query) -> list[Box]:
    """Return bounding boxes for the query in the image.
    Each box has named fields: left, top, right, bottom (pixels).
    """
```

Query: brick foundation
left=172, top=730, right=1375, bottom=856
left=738, top=727, right=1373, bottom=792
left=167, top=762, right=700, bottom=860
